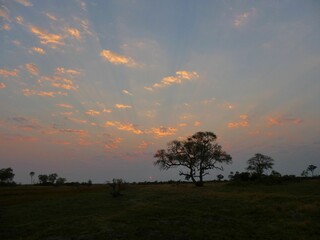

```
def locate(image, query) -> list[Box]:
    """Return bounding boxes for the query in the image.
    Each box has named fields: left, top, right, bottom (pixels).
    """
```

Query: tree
left=246, top=153, right=274, bottom=177
left=154, top=131, right=232, bottom=187
left=55, top=177, right=66, bottom=185
left=307, top=165, right=317, bottom=177
left=48, top=173, right=58, bottom=184
left=0, top=168, right=15, bottom=184
left=38, top=174, right=49, bottom=185
left=217, top=174, right=224, bottom=181
left=29, top=171, right=35, bottom=184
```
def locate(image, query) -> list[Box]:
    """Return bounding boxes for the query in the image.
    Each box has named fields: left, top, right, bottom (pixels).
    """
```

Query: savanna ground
left=0, top=180, right=319, bottom=240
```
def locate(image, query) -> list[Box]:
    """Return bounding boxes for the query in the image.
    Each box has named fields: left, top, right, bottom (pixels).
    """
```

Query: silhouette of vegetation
left=110, top=178, right=125, bottom=197
left=0, top=168, right=16, bottom=186
left=29, top=171, right=35, bottom=184
left=302, top=165, right=318, bottom=177
left=38, top=173, right=66, bottom=186
left=154, top=131, right=232, bottom=186
left=246, top=153, right=274, bottom=177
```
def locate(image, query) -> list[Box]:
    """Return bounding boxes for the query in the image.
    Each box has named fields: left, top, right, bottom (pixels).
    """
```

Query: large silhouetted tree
left=246, top=153, right=274, bottom=177
left=154, top=131, right=232, bottom=186
left=0, top=168, right=15, bottom=184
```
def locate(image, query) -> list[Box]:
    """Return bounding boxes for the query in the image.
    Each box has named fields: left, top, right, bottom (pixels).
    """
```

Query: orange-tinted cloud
left=85, top=109, right=100, bottom=116
left=16, top=16, right=24, bottom=25
left=234, top=8, right=256, bottom=28
left=122, top=90, right=133, bottom=96
left=2, top=24, right=10, bottom=31
left=66, top=27, right=81, bottom=40
left=228, top=114, right=249, bottom=128
left=29, top=25, right=64, bottom=46
left=39, top=76, right=77, bottom=90
left=56, top=103, right=73, bottom=109
left=148, top=71, right=199, bottom=90
left=0, top=6, right=10, bottom=22
left=52, top=140, right=71, bottom=145
left=0, top=68, right=19, bottom=77
left=31, top=47, right=46, bottom=55
left=104, top=137, right=123, bottom=150
left=55, top=67, right=80, bottom=75
left=67, top=117, right=87, bottom=124
left=0, top=133, right=38, bottom=143
left=58, top=128, right=87, bottom=135
left=268, top=116, right=302, bottom=126
left=148, top=126, right=177, bottom=137
left=0, top=83, right=6, bottom=89
left=15, top=0, right=33, bottom=7
left=138, top=140, right=153, bottom=149
left=100, top=49, right=137, bottom=67
left=25, top=63, right=39, bottom=75
left=105, top=121, right=143, bottom=135
left=194, top=121, right=201, bottom=127
left=115, top=104, right=132, bottom=109
left=22, top=89, right=67, bottom=97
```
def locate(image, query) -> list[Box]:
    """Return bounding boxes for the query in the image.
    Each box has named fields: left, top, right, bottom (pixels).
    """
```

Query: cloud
left=0, top=133, right=38, bottom=143
left=0, top=5, right=10, bottom=22
left=0, top=83, right=6, bottom=89
left=103, top=109, right=112, bottom=113
left=148, top=127, right=177, bottom=137
left=31, top=47, right=46, bottom=55
left=52, top=140, right=71, bottom=145
left=67, top=117, right=87, bottom=124
left=29, top=25, right=64, bottom=46
left=45, top=13, right=57, bottom=21
left=58, top=128, right=87, bottom=135
left=147, top=71, right=199, bottom=90
left=138, top=140, right=153, bottom=149
left=16, top=16, right=23, bottom=25
left=66, top=27, right=81, bottom=40
left=56, top=103, right=74, bottom=109
left=25, top=63, right=39, bottom=75
left=104, top=137, right=123, bottom=150
left=115, top=104, right=132, bottom=109
left=7, top=117, right=41, bottom=131
left=100, top=49, right=137, bottom=67
left=268, top=116, right=302, bottom=126
left=55, top=67, right=80, bottom=75
left=22, top=89, right=67, bottom=97
left=234, top=8, right=256, bottom=28
left=2, top=24, right=10, bottom=30
left=0, top=68, right=19, bottom=77
left=39, top=75, right=77, bottom=90
left=194, top=121, right=201, bottom=127
left=122, top=90, right=133, bottom=96
left=15, top=0, right=33, bottom=7
left=105, top=121, right=143, bottom=135
left=85, top=110, right=100, bottom=116
left=228, top=114, right=249, bottom=128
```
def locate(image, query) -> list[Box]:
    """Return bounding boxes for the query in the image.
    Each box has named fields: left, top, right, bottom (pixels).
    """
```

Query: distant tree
left=0, top=168, right=15, bottom=184
left=55, top=177, right=66, bottom=185
left=217, top=174, right=224, bottom=181
left=38, top=174, right=49, bottom=185
left=29, top=171, right=35, bottom=184
left=246, top=153, right=274, bottom=177
left=48, top=173, right=58, bottom=184
left=307, top=165, right=317, bottom=177
left=154, top=131, right=232, bottom=187
left=301, top=170, right=308, bottom=177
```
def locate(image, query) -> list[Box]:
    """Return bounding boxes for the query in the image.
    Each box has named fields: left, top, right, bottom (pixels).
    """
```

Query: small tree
left=55, top=177, right=66, bottom=185
left=154, top=131, right=232, bottom=187
left=48, top=173, right=58, bottom=185
left=29, top=171, right=35, bottom=184
left=307, top=165, right=317, bottom=177
left=217, top=174, right=224, bottom=181
left=38, top=174, right=49, bottom=185
left=0, top=168, right=15, bottom=184
left=246, top=153, right=274, bottom=177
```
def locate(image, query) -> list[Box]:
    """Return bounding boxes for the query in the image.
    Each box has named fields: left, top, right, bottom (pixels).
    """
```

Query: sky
left=0, top=0, right=319, bottom=184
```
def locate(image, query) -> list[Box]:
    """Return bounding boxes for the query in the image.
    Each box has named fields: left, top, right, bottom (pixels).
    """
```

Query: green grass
left=1, top=180, right=319, bottom=240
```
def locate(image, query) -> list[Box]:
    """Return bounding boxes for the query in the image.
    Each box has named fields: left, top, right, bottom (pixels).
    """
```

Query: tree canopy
left=0, top=168, right=15, bottom=185
left=246, top=153, right=274, bottom=177
left=154, top=131, right=232, bottom=186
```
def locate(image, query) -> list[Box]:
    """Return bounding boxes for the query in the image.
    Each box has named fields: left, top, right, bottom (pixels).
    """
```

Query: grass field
left=1, top=180, right=319, bottom=240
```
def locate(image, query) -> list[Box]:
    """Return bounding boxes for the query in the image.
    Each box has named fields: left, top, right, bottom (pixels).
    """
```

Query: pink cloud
left=0, top=83, right=6, bottom=89
left=0, top=68, right=19, bottom=77
left=268, top=116, right=302, bottom=126
left=22, top=89, right=68, bottom=97
left=105, top=121, right=143, bottom=135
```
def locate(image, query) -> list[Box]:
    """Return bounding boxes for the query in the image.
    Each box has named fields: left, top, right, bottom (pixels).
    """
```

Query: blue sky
left=0, top=0, right=319, bottom=183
